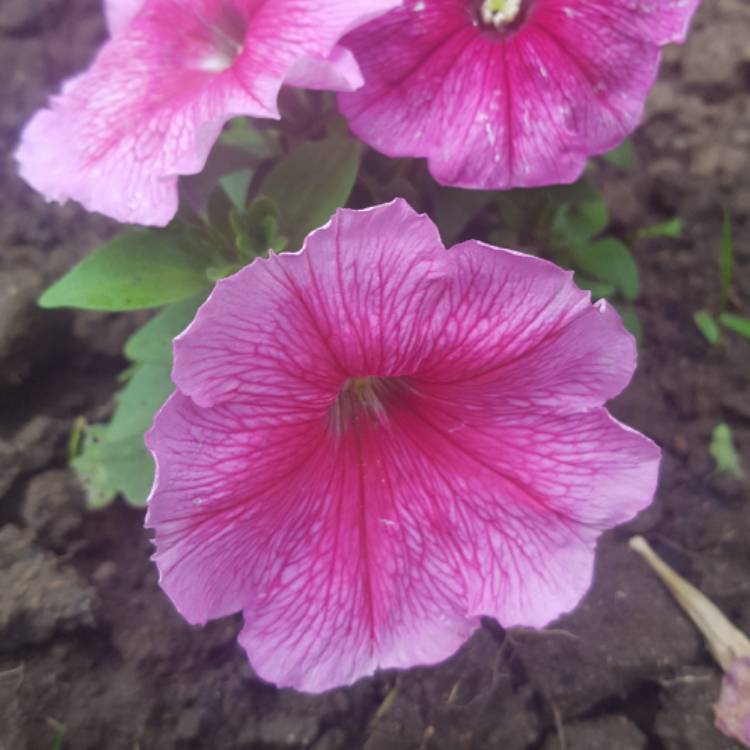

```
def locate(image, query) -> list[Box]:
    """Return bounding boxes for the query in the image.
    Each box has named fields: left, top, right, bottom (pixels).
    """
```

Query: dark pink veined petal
left=422, top=239, right=637, bottom=411
left=16, top=0, right=400, bottom=226
left=148, top=200, right=660, bottom=691
left=561, top=0, right=703, bottom=45
left=172, top=200, right=447, bottom=409
left=174, top=201, right=634, bottom=414
left=147, top=375, right=657, bottom=691
left=338, top=0, right=701, bottom=189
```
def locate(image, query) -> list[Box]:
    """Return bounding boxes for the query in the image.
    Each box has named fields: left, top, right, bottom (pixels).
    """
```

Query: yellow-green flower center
left=480, top=0, right=521, bottom=27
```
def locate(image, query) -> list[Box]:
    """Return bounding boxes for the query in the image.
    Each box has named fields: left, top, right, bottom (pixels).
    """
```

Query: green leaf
left=635, top=217, right=683, bottom=240
left=572, top=237, right=639, bottom=300
left=219, top=169, right=254, bottom=210
left=244, top=196, right=287, bottom=255
left=72, top=295, right=205, bottom=507
left=207, top=185, right=235, bottom=238
left=552, top=181, right=609, bottom=245
left=720, top=210, right=733, bottom=313
left=575, top=275, right=616, bottom=300
left=39, top=231, right=211, bottom=311
left=220, top=118, right=281, bottom=160
left=694, top=309, right=721, bottom=345
left=709, top=423, right=744, bottom=479
left=72, top=425, right=155, bottom=508
left=107, top=362, right=174, bottom=442
left=719, top=312, right=750, bottom=339
left=72, top=357, right=174, bottom=506
left=259, top=135, right=361, bottom=250
left=136, top=297, right=201, bottom=359
left=601, top=140, right=635, bottom=170
left=125, top=295, right=207, bottom=365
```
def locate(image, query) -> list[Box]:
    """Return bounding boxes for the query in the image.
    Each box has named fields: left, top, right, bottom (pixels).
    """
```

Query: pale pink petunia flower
left=338, top=0, right=701, bottom=190
left=146, top=199, right=660, bottom=692
left=15, top=0, right=400, bottom=226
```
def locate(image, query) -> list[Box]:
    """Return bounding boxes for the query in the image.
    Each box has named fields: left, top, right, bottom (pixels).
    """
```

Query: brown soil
left=1, top=1, right=748, bottom=749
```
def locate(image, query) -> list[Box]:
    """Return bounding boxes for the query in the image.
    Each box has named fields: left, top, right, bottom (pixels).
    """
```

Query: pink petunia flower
left=146, top=199, right=660, bottom=692
left=15, top=0, right=400, bottom=226
left=338, top=0, right=701, bottom=190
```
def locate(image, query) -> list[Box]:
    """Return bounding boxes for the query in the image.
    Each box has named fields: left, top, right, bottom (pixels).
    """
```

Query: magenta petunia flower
left=338, top=0, right=701, bottom=189
left=15, top=0, right=400, bottom=226
left=146, top=199, right=660, bottom=692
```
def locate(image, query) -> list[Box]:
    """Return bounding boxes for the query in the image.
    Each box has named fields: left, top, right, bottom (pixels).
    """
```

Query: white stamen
left=198, top=51, right=236, bottom=73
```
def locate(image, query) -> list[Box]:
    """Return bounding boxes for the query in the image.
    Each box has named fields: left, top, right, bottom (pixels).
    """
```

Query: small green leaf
left=107, top=362, right=174, bottom=442
left=125, top=294, right=206, bottom=364
left=719, top=312, right=750, bottom=339
left=636, top=217, right=683, bottom=240
left=220, top=118, right=281, bottom=160
left=73, top=295, right=204, bottom=507
left=219, top=169, right=254, bottom=209
left=72, top=425, right=155, bottom=508
left=709, top=423, right=744, bottom=479
left=601, top=140, right=635, bottom=170
left=694, top=309, right=721, bottom=345
left=71, top=361, right=173, bottom=507
left=572, top=237, right=639, bottom=300
left=720, top=210, right=733, bottom=313
left=39, top=231, right=211, bottom=311
left=245, top=196, right=287, bottom=255
left=259, top=135, right=361, bottom=250
left=206, top=185, right=235, bottom=241
left=575, top=275, right=616, bottom=300
left=552, top=181, right=609, bottom=245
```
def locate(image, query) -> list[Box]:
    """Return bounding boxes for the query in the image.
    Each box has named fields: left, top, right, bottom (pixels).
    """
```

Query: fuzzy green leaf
left=552, top=182, right=609, bottom=245
left=107, top=362, right=174, bottom=442
left=259, top=135, right=361, bottom=250
left=125, top=295, right=206, bottom=365
left=694, top=310, right=721, bottom=345
left=72, top=426, right=155, bottom=508
left=575, top=275, right=616, bottom=300
left=573, top=237, right=639, bottom=301
left=601, top=140, right=635, bottom=170
left=39, top=231, right=211, bottom=311
left=710, top=423, right=744, bottom=479
left=719, top=312, right=750, bottom=339
left=636, top=217, right=683, bottom=240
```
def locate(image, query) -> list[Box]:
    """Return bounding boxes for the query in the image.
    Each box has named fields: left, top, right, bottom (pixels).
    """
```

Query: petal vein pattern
left=147, top=200, right=660, bottom=692
left=338, top=0, right=702, bottom=189
left=15, top=0, right=400, bottom=226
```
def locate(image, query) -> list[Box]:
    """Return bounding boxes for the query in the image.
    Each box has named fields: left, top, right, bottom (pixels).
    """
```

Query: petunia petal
left=16, top=0, right=400, bottom=226
left=149, top=201, right=659, bottom=691
left=424, top=239, right=637, bottom=410
left=338, top=0, right=701, bottom=189
left=104, top=0, right=145, bottom=35
left=284, top=46, right=364, bottom=93
left=172, top=200, right=446, bottom=408
left=148, top=385, right=658, bottom=691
